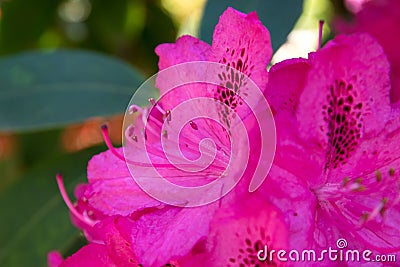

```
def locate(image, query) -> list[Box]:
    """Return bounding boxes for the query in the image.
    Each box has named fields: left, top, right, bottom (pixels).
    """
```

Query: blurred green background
left=0, top=0, right=343, bottom=265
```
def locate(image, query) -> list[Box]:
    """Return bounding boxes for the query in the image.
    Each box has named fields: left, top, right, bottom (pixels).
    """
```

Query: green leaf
left=0, top=145, right=105, bottom=267
left=200, top=0, right=303, bottom=52
left=0, top=49, right=157, bottom=132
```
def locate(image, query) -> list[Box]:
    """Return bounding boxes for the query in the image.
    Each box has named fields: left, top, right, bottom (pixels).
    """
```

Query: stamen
left=344, top=178, right=365, bottom=192
left=376, top=170, right=382, bottom=182
left=379, top=198, right=388, bottom=217
left=128, top=105, right=142, bottom=114
left=149, top=98, right=156, bottom=106
left=389, top=167, right=395, bottom=176
left=366, top=198, right=388, bottom=221
left=361, top=212, right=369, bottom=222
left=125, top=125, right=138, bottom=144
left=348, top=183, right=365, bottom=192
left=162, top=130, right=168, bottom=138
left=164, top=110, right=172, bottom=122
left=189, top=120, right=198, bottom=130
left=127, top=124, right=135, bottom=136
left=56, top=174, right=95, bottom=228
left=318, top=20, right=324, bottom=50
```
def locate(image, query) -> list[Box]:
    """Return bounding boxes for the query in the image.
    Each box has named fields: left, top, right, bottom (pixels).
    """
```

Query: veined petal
left=155, top=35, right=211, bottom=107
left=85, top=177, right=161, bottom=217
left=132, top=203, right=218, bottom=266
left=266, top=58, right=310, bottom=115
left=297, top=33, right=391, bottom=173
left=210, top=7, right=272, bottom=91
left=155, top=35, right=210, bottom=71
left=85, top=149, right=161, bottom=216
left=87, top=149, right=131, bottom=182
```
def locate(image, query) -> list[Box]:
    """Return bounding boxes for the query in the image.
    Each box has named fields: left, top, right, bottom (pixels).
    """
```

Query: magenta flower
left=51, top=7, right=279, bottom=267
left=264, top=32, right=400, bottom=262
left=124, top=6, right=275, bottom=199
left=335, top=0, right=400, bottom=103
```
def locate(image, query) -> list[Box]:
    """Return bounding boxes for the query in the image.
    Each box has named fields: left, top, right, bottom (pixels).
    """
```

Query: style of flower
left=264, top=32, right=400, bottom=264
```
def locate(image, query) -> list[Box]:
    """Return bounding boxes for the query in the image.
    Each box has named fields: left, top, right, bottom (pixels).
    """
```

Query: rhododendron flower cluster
left=49, top=7, right=400, bottom=267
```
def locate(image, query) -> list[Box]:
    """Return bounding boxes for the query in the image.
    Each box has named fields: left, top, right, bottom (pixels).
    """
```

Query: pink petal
left=85, top=149, right=161, bottom=216
left=297, top=33, right=391, bottom=172
left=155, top=35, right=211, bottom=108
left=60, top=244, right=114, bottom=267
left=85, top=177, right=161, bottom=217
left=87, top=149, right=131, bottom=182
left=210, top=7, right=272, bottom=91
left=266, top=58, right=310, bottom=115
left=132, top=203, right=218, bottom=266
left=155, top=35, right=210, bottom=71
left=206, top=8, right=273, bottom=140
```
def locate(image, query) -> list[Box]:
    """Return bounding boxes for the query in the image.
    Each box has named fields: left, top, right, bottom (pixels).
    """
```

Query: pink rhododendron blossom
left=335, top=0, right=400, bottom=103
left=49, top=4, right=400, bottom=266
left=123, top=6, right=275, bottom=203
left=51, top=7, right=279, bottom=267
left=265, top=32, right=400, bottom=264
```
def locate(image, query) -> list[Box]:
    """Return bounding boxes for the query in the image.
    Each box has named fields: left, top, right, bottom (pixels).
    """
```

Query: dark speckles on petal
left=323, top=79, right=364, bottom=171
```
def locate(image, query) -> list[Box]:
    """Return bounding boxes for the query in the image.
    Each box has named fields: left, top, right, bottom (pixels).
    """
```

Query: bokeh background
left=0, top=0, right=349, bottom=265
